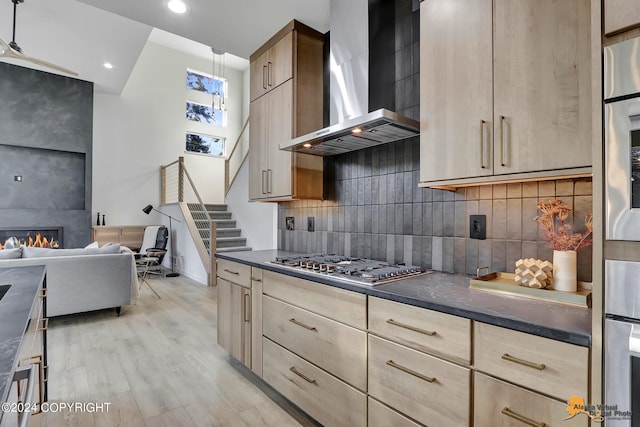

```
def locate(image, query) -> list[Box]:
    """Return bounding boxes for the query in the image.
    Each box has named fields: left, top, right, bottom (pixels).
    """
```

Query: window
left=185, top=132, right=225, bottom=157
left=186, top=70, right=227, bottom=126
left=186, top=101, right=224, bottom=127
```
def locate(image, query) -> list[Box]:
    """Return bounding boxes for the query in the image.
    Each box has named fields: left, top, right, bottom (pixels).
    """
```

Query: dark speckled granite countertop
left=0, top=266, right=46, bottom=413
left=216, top=250, right=591, bottom=347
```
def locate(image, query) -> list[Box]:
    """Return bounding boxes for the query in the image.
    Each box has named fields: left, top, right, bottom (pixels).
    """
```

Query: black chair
left=137, top=226, right=168, bottom=277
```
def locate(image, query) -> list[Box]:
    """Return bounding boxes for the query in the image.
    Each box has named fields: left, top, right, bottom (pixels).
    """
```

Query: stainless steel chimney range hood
left=279, top=0, right=420, bottom=157
left=280, top=109, right=419, bottom=156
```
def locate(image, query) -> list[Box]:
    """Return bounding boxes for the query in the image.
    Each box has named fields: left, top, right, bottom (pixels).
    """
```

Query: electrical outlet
left=307, top=217, right=315, bottom=232
left=470, top=215, right=486, bottom=240
left=286, top=217, right=295, bottom=231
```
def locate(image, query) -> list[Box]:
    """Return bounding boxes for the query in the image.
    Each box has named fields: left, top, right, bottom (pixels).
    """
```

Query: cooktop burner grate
left=269, top=254, right=428, bottom=285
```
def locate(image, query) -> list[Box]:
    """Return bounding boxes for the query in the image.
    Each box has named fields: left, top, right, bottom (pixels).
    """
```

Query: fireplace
left=0, top=227, right=63, bottom=249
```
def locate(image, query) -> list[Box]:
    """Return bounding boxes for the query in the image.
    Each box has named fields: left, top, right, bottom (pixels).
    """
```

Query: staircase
left=187, top=203, right=251, bottom=254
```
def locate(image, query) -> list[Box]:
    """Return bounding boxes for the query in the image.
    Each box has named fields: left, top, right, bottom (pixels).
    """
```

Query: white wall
left=225, top=160, right=277, bottom=250
left=92, top=41, right=245, bottom=225
left=92, top=41, right=247, bottom=284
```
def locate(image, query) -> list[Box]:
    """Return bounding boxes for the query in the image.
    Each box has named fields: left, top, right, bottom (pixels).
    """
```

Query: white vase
left=553, top=250, right=577, bottom=292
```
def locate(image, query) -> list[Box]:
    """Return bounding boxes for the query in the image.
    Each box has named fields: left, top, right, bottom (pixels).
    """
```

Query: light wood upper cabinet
left=266, top=80, right=294, bottom=199
left=605, top=0, right=640, bottom=36
left=493, top=0, right=591, bottom=175
left=420, top=0, right=592, bottom=187
left=248, top=87, right=275, bottom=200
left=420, top=0, right=493, bottom=182
left=248, top=20, right=324, bottom=201
left=249, top=32, right=293, bottom=102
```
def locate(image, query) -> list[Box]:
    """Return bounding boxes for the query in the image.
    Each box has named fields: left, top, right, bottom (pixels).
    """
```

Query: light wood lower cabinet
left=368, top=296, right=471, bottom=365
left=217, top=278, right=251, bottom=368
left=474, top=322, right=589, bottom=402
left=368, top=334, right=471, bottom=427
left=262, top=269, right=367, bottom=329
left=262, top=295, right=367, bottom=391
left=474, top=372, right=588, bottom=427
left=367, top=398, right=421, bottom=427
left=217, top=259, right=251, bottom=287
left=250, top=268, right=263, bottom=377
left=263, top=338, right=366, bottom=427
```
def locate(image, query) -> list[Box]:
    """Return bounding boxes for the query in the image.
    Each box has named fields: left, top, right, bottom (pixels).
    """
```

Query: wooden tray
left=469, top=272, right=591, bottom=308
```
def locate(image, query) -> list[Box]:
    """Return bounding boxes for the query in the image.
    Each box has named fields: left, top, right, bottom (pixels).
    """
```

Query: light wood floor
left=30, top=275, right=319, bottom=427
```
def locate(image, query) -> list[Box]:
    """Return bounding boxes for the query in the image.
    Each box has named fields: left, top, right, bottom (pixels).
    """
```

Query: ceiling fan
left=0, top=0, right=77, bottom=76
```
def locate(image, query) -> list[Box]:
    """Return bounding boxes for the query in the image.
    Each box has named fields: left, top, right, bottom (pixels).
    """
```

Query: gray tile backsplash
left=277, top=137, right=593, bottom=282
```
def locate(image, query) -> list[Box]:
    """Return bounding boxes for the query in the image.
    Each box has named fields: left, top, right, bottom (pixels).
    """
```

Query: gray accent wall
left=278, top=137, right=593, bottom=282
left=0, top=63, right=93, bottom=248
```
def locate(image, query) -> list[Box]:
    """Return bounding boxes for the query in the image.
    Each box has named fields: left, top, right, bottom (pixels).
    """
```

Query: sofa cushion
left=23, top=244, right=121, bottom=258
left=0, top=248, right=22, bottom=259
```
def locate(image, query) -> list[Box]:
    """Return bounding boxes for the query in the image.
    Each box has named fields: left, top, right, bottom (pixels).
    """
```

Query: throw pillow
left=0, top=248, right=22, bottom=259
left=85, top=241, right=99, bottom=249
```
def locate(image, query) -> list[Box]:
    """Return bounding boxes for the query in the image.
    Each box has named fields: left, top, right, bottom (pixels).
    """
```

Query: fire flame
left=0, top=233, right=60, bottom=250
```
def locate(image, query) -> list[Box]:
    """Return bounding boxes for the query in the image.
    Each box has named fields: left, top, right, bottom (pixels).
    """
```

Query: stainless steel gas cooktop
left=269, top=254, right=429, bottom=286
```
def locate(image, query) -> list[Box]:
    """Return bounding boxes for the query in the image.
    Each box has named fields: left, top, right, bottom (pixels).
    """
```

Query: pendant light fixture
left=211, top=47, right=226, bottom=112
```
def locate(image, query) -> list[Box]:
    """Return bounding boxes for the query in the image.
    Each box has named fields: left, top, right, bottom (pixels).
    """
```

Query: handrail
left=225, top=115, right=250, bottom=195
left=181, top=162, right=212, bottom=223
left=227, top=116, right=250, bottom=162
left=160, top=157, right=217, bottom=285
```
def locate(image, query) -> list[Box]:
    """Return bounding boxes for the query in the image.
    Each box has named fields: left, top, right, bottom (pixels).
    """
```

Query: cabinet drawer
left=368, top=296, right=471, bottom=365
left=263, top=337, right=366, bottom=427
left=368, top=335, right=471, bottom=427
left=262, top=270, right=366, bottom=329
left=367, top=397, right=421, bottom=427
left=217, top=259, right=251, bottom=288
left=262, top=295, right=367, bottom=390
left=474, top=372, right=588, bottom=427
left=474, top=322, right=589, bottom=401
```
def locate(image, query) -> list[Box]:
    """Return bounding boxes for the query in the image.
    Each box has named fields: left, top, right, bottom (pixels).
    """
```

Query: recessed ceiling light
left=168, top=0, right=189, bottom=14
left=303, top=143, right=312, bottom=148
left=103, top=62, right=113, bottom=69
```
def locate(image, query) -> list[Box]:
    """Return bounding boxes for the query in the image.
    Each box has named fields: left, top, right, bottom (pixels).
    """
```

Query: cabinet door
left=266, top=32, right=293, bottom=91
left=249, top=96, right=269, bottom=200
left=266, top=79, right=293, bottom=199
left=474, top=372, right=588, bottom=427
left=493, top=0, right=591, bottom=175
left=249, top=51, right=269, bottom=102
left=420, top=0, right=493, bottom=182
left=217, top=278, right=245, bottom=364
left=605, top=0, right=640, bottom=36
left=250, top=268, right=263, bottom=377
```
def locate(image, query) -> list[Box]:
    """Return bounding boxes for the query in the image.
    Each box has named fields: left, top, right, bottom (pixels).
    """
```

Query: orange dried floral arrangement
left=534, top=199, right=593, bottom=251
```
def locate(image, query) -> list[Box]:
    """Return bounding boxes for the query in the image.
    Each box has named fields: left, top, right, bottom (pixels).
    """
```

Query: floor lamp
left=142, top=204, right=181, bottom=277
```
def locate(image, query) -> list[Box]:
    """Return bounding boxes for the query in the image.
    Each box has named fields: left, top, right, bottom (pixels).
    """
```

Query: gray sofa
left=0, top=245, right=136, bottom=317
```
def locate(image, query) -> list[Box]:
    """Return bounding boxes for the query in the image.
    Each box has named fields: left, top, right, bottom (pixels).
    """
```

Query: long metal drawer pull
left=386, top=319, right=436, bottom=336
left=480, top=120, right=486, bottom=169
left=499, top=115, right=506, bottom=166
left=250, top=277, right=262, bottom=282
left=501, top=407, right=546, bottom=427
left=243, top=293, right=251, bottom=322
left=501, top=353, right=546, bottom=371
left=223, top=269, right=240, bottom=275
left=262, top=65, right=267, bottom=89
left=289, top=318, right=317, bottom=331
left=386, top=360, right=436, bottom=383
left=289, top=367, right=317, bottom=384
